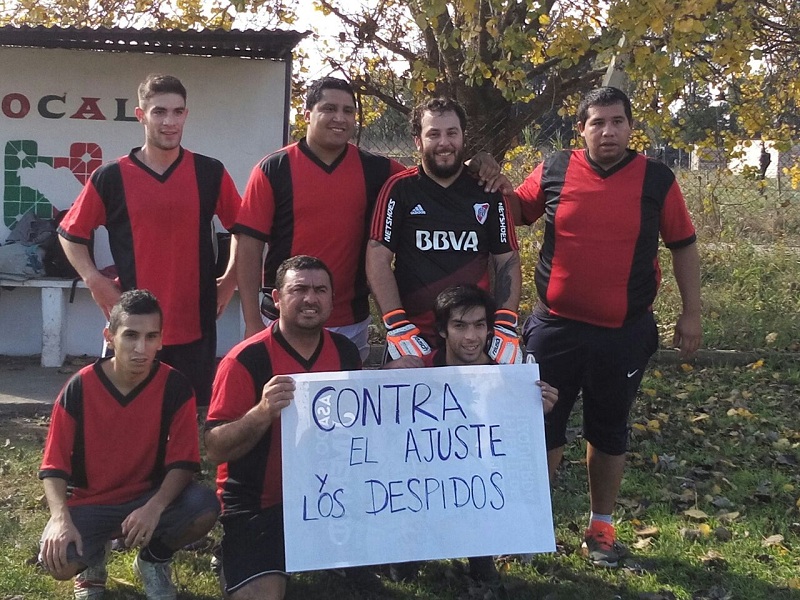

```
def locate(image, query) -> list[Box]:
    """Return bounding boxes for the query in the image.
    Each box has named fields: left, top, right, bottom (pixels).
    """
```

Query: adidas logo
left=410, top=204, right=426, bottom=215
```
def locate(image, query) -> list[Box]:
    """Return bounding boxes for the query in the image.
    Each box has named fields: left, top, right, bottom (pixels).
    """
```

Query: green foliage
left=5, top=358, right=800, bottom=598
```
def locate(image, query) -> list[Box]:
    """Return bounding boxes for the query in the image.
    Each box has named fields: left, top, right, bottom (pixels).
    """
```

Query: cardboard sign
left=281, top=364, right=555, bottom=572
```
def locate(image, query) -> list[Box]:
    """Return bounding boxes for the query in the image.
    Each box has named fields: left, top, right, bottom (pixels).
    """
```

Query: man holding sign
left=386, top=284, right=558, bottom=582
left=204, top=255, right=361, bottom=600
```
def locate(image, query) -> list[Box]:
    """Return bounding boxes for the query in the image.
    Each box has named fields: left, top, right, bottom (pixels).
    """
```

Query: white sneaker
left=133, top=554, right=177, bottom=600
left=74, top=541, right=111, bottom=599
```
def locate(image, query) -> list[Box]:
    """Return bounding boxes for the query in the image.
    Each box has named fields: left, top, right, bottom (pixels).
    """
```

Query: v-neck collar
left=93, top=357, right=160, bottom=407
left=298, top=138, right=349, bottom=174
left=129, top=146, right=184, bottom=183
left=273, top=323, right=324, bottom=370
left=583, top=148, right=636, bottom=178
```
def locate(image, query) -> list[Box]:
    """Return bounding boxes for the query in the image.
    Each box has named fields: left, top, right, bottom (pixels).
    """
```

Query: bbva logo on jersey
left=416, top=230, right=479, bottom=251
left=473, top=203, right=489, bottom=224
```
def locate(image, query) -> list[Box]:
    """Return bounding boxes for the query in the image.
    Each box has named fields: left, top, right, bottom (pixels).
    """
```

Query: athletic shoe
left=133, top=554, right=177, bottom=600
left=581, top=521, right=628, bottom=567
left=74, top=542, right=111, bottom=599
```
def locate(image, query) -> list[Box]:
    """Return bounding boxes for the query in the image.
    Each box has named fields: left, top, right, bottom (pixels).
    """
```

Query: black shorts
left=220, top=505, right=287, bottom=593
left=159, top=328, right=216, bottom=407
left=523, top=306, right=658, bottom=455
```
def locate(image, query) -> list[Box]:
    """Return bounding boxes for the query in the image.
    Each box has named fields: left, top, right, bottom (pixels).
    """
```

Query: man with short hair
left=386, top=284, right=557, bottom=582
left=235, top=77, right=504, bottom=360
left=205, top=255, right=362, bottom=600
left=58, top=73, right=241, bottom=406
left=367, top=97, right=522, bottom=365
left=38, top=290, right=220, bottom=600
left=510, top=86, right=702, bottom=567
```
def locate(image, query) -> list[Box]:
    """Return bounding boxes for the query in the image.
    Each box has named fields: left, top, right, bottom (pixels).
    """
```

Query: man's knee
left=47, top=562, right=85, bottom=581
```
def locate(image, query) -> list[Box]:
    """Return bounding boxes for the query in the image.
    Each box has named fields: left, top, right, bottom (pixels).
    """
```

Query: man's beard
left=422, top=147, right=465, bottom=180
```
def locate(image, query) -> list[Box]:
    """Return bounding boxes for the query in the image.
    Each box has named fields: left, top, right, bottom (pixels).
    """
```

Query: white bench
left=0, top=277, right=84, bottom=367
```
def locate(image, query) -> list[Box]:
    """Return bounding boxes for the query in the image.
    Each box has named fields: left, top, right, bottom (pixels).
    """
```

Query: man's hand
left=121, top=502, right=162, bottom=549
left=216, top=275, right=236, bottom=318
left=465, top=151, right=513, bottom=193
left=536, top=380, right=559, bottom=414
left=40, top=513, right=82, bottom=575
left=673, top=311, right=701, bottom=359
left=488, top=309, right=522, bottom=364
left=383, top=355, right=425, bottom=369
left=85, top=273, right=121, bottom=319
left=383, top=310, right=431, bottom=360
left=259, top=375, right=295, bottom=421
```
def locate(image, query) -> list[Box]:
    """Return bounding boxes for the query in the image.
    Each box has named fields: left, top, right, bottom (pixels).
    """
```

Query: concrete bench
left=0, top=277, right=84, bottom=367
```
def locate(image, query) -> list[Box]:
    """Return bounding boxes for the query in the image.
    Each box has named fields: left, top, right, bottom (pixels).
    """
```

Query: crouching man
left=38, top=290, right=219, bottom=600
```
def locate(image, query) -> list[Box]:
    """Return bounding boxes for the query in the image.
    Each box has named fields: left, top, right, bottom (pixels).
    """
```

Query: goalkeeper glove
left=488, top=309, right=522, bottom=364
left=383, top=309, right=431, bottom=360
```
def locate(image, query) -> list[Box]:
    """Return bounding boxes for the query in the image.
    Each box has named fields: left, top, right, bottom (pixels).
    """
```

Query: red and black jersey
left=232, top=139, right=405, bottom=327
left=205, top=323, right=361, bottom=516
left=370, top=167, right=518, bottom=338
left=39, top=360, right=200, bottom=507
left=515, top=149, right=696, bottom=328
left=422, top=349, right=448, bottom=367
left=58, top=148, right=241, bottom=345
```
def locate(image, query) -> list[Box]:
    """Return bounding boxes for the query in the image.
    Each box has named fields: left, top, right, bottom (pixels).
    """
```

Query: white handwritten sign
left=281, top=364, right=554, bottom=572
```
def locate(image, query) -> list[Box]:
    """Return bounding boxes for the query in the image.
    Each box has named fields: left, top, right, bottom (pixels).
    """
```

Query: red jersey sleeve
left=233, top=164, right=275, bottom=242
left=57, top=179, right=107, bottom=243
left=164, top=392, right=201, bottom=472
left=660, top=180, right=697, bottom=248
left=207, top=356, right=258, bottom=426
left=514, top=163, right=546, bottom=226
left=215, top=169, right=242, bottom=231
left=39, top=391, right=77, bottom=480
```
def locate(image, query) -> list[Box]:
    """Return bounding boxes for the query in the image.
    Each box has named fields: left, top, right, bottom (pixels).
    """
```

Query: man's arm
left=365, top=240, right=402, bottom=315
left=120, top=468, right=194, bottom=548
left=40, top=477, right=82, bottom=575
left=205, top=375, right=294, bottom=464
left=59, top=237, right=120, bottom=319
left=235, top=233, right=267, bottom=338
left=216, top=234, right=238, bottom=318
left=670, top=242, right=702, bottom=359
left=490, top=251, right=522, bottom=312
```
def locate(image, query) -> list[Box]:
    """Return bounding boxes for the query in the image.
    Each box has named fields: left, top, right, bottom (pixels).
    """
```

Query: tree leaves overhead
left=303, top=0, right=799, bottom=159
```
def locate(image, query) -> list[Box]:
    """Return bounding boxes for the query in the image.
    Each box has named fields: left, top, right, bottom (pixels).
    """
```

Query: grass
left=2, top=357, right=800, bottom=599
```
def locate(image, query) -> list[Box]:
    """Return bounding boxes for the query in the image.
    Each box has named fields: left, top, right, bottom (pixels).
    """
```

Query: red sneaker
left=581, top=521, right=627, bottom=567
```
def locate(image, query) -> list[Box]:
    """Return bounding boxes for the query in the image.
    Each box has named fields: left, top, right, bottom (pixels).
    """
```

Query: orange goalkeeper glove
left=383, top=309, right=431, bottom=360
left=489, top=309, right=522, bottom=364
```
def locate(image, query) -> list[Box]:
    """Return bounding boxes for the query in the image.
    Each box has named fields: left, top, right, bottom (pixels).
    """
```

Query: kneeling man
left=38, top=289, right=219, bottom=600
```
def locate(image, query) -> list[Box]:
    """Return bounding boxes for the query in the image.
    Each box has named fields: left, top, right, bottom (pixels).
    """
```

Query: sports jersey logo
left=410, top=204, right=426, bottom=215
left=474, top=203, right=489, bottom=225
left=497, top=201, right=508, bottom=243
left=384, top=198, right=396, bottom=243
left=416, top=230, right=479, bottom=251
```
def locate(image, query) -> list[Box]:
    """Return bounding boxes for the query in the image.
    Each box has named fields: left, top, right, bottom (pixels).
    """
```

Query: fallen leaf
left=633, top=537, right=653, bottom=550
left=714, top=526, right=733, bottom=541
left=762, top=534, right=784, bottom=546
left=635, top=525, right=659, bottom=537
left=684, top=508, right=709, bottom=520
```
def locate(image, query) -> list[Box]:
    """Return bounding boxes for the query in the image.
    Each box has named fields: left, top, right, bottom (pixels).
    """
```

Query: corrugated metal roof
left=0, top=25, right=307, bottom=59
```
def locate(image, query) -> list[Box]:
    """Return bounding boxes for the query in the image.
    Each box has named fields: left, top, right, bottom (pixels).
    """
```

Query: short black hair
left=577, top=86, right=632, bottom=125
left=410, top=97, right=468, bottom=137
left=275, top=255, right=334, bottom=291
left=305, top=77, right=357, bottom=111
left=138, top=74, right=187, bottom=107
left=434, top=284, right=496, bottom=340
left=108, top=289, right=163, bottom=333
